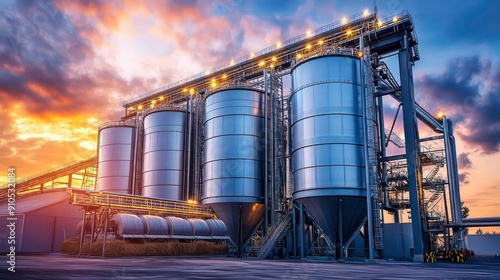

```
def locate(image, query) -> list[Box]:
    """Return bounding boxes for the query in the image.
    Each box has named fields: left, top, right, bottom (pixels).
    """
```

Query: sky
left=0, top=0, right=500, bottom=222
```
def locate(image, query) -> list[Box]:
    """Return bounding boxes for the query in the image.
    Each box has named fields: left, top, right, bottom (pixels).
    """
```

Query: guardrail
left=68, top=189, right=214, bottom=218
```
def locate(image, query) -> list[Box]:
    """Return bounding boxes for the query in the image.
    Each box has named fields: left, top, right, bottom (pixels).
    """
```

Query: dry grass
left=61, top=238, right=228, bottom=257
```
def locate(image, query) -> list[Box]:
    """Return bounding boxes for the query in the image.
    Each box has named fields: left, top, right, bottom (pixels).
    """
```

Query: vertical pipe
left=193, top=97, right=200, bottom=201
left=264, top=69, right=269, bottom=237
left=186, top=95, right=193, bottom=201
left=339, top=199, right=344, bottom=259
left=299, top=202, right=304, bottom=259
left=360, top=37, right=375, bottom=260
left=449, top=121, right=464, bottom=249
left=270, top=74, right=276, bottom=232
left=131, top=115, right=140, bottom=195
left=442, top=116, right=458, bottom=249
left=377, top=96, right=390, bottom=209
left=287, top=97, right=293, bottom=199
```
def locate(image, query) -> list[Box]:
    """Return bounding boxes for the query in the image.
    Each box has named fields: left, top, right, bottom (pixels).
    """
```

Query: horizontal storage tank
left=139, top=215, right=169, bottom=236
left=165, top=217, right=194, bottom=236
left=201, top=88, right=266, bottom=245
left=205, top=219, right=228, bottom=236
left=110, top=214, right=144, bottom=237
left=188, top=219, right=211, bottom=236
left=142, top=110, right=188, bottom=201
left=97, top=122, right=136, bottom=194
left=291, top=55, right=367, bottom=245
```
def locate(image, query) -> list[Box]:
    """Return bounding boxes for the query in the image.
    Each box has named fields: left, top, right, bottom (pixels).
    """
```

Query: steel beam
left=398, top=34, right=424, bottom=262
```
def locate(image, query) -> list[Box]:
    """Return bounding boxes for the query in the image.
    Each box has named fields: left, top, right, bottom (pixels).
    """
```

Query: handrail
left=68, top=189, right=213, bottom=218
left=123, top=10, right=413, bottom=106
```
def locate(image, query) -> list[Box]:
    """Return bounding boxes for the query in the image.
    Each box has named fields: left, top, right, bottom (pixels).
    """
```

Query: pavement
left=1, top=254, right=499, bottom=279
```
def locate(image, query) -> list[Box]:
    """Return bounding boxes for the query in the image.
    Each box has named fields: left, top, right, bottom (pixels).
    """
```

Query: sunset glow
left=0, top=0, right=499, bottom=223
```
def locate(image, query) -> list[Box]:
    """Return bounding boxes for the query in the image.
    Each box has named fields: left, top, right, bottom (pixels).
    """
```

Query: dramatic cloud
left=459, top=172, right=470, bottom=185
left=458, top=153, right=473, bottom=169
left=416, top=56, right=500, bottom=154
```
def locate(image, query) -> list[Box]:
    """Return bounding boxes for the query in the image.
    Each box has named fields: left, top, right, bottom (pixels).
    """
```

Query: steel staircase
left=257, top=212, right=292, bottom=259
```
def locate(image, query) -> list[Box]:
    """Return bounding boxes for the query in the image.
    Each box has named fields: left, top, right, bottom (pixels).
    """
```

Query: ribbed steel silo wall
left=201, top=88, right=266, bottom=244
left=291, top=55, right=367, bottom=245
left=97, top=125, right=136, bottom=194
left=141, top=110, right=188, bottom=201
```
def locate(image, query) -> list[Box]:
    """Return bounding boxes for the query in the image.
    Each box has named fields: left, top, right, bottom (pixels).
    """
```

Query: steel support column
left=264, top=69, right=269, bottom=237
left=299, top=202, right=304, bottom=259
left=449, top=119, right=464, bottom=249
left=398, top=35, right=425, bottom=262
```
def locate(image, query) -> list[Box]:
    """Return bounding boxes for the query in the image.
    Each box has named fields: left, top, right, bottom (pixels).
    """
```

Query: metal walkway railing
left=68, top=189, right=214, bottom=219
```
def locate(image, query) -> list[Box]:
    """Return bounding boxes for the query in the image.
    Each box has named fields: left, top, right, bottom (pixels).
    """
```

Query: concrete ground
left=1, top=254, right=499, bottom=279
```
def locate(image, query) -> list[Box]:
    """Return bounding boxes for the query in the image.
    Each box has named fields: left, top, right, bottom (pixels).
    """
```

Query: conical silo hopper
left=291, top=54, right=367, bottom=247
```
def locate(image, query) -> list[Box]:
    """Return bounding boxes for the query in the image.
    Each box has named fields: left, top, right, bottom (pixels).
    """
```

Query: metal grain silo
left=97, top=122, right=136, bottom=194
left=142, top=110, right=188, bottom=201
left=201, top=88, right=266, bottom=245
left=291, top=55, right=367, bottom=246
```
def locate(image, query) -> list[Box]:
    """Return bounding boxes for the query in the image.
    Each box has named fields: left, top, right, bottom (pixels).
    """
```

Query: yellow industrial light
left=306, top=30, right=312, bottom=37
left=230, top=59, right=235, bottom=66
left=205, top=70, right=210, bottom=75
left=437, top=112, right=444, bottom=119
left=183, top=88, right=187, bottom=93
left=272, top=56, right=277, bottom=62
left=270, top=64, right=275, bottom=68
left=347, top=30, right=352, bottom=35
left=318, top=39, right=324, bottom=45
left=159, top=96, right=164, bottom=101
left=138, top=105, right=143, bottom=110
left=306, top=44, right=312, bottom=49
left=296, top=53, right=303, bottom=59
left=392, top=16, right=398, bottom=23
left=128, top=107, right=134, bottom=111
left=222, top=74, right=227, bottom=79
left=259, top=60, right=265, bottom=67
left=377, top=20, right=382, bottom=27
left=152, top=100, right=156, bottom=104
left=189, top=88, right=194, bottom=94
left=276, top=42, right=282, bottom=48
left=150, top=104, right=154, bottom=108
left=250, top=52, right=255, bottom=58
left=363, top=9, right=370, bottom=17
left=342, top=17, right=347, bottom=24
left=211, top=82, right=217, bottom=88
left=358, top=51, right=364, bottom=57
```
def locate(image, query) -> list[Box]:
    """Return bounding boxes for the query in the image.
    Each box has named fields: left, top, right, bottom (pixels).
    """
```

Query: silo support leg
left=338, top=199, right=344, bottom=260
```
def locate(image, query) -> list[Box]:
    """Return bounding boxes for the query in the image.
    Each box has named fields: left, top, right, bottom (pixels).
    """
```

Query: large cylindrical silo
left=201, top=88, right=266, bottom=245
left=291, top=55, right=367, bottom=246
left=97, top=122, right=136, bottom=194
left=142, top=110, right=188, bottom=201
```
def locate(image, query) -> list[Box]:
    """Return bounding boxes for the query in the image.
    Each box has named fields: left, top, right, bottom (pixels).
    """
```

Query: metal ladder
left=364, top=56, right=383, bottom=251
